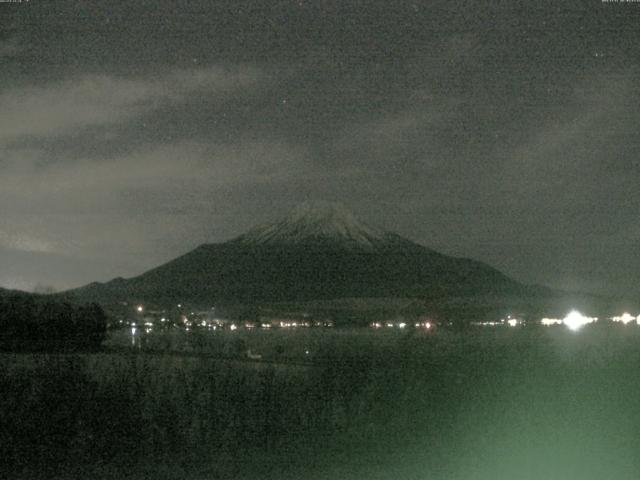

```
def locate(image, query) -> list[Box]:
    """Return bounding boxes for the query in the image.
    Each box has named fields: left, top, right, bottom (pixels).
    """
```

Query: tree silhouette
left=0, top=295, right=107, bottom=352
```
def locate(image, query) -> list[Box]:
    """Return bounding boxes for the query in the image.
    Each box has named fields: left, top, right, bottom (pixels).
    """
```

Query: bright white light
left=475, top=321, right=500, bottom=327
left=541, top=318, right=562, bottom=326
left=612, top=313, right=636, bottom=325
left=136, top=305, right=143, bottom=313
left=160, top=317, right=166, bottom=323
left=230, top=324, right=237, bottom=331
left=425, top=322, right=432, bottom=329
left=507, top=319, right=518, bottom=327
left=563, top=310, right=596, bottom=331
left=398, top=322, right=406, bottom=329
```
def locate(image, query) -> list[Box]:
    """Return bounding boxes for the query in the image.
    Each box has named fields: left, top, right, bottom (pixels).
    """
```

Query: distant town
left=121, top=303, right=640, bottom=334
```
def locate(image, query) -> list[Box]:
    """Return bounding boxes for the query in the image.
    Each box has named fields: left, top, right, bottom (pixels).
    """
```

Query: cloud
left=0, top=66, right=263, bottom=142
left=334, top=106, right=443, bottom=150
left=0, top=139, right=310, bottom=201
left=0, top=230, right=54, bottom=253
left=497, top=71, right=637, bottom=198
left=0, top=37, right=21, bottom=58
left=0, top=138, right=315, bottom=266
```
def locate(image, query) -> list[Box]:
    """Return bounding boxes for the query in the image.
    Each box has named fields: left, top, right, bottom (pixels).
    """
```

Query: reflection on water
left=129, top=325, right=146, bottom=349
left=6, top=325, right=640, bottom=479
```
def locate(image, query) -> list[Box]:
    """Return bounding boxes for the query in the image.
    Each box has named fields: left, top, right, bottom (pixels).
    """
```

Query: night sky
left=1, top=0, right=639, bottom=296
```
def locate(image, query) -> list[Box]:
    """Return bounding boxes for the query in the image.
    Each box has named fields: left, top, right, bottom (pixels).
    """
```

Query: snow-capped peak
left=237, top=201, right=396, bottom=249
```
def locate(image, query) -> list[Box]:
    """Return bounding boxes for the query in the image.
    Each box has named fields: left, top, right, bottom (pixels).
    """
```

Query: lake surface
left=3, top=324, right=640, bottom=479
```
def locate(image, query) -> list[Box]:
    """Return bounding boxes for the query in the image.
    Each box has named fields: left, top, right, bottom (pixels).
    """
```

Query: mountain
left=0, top=287, right=32, bottom=298
left=62, top=202, right=594, bottom=320
left=237, top=202, right=406, bottom=250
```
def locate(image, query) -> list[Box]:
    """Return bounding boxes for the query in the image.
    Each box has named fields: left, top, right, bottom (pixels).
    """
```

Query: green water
left=2, top=325, right=640, bottom=479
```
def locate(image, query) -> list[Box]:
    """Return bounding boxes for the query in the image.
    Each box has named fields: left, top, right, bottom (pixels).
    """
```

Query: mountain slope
left=0, top=287, right=33, bottom=298
left=64, top=202, right=555, bottom=315
left=237, top=201, right=406, bottom=250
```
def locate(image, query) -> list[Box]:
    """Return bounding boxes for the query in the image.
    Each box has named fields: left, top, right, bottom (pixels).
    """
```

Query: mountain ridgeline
left=62, top=203, right=575, bottom=320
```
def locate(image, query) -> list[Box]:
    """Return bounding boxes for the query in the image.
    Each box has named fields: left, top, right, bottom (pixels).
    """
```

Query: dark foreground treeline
left=0, top=351, right=393, bottom=479
left=0, top=295, right=107, bottom=352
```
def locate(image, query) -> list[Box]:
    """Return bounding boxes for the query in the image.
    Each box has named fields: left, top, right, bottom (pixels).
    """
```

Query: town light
left=541, top=318, right=562, bottom=326
left=563, top=310, right=596, bottom=331
left=612, top=313, right=636, bottom=325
